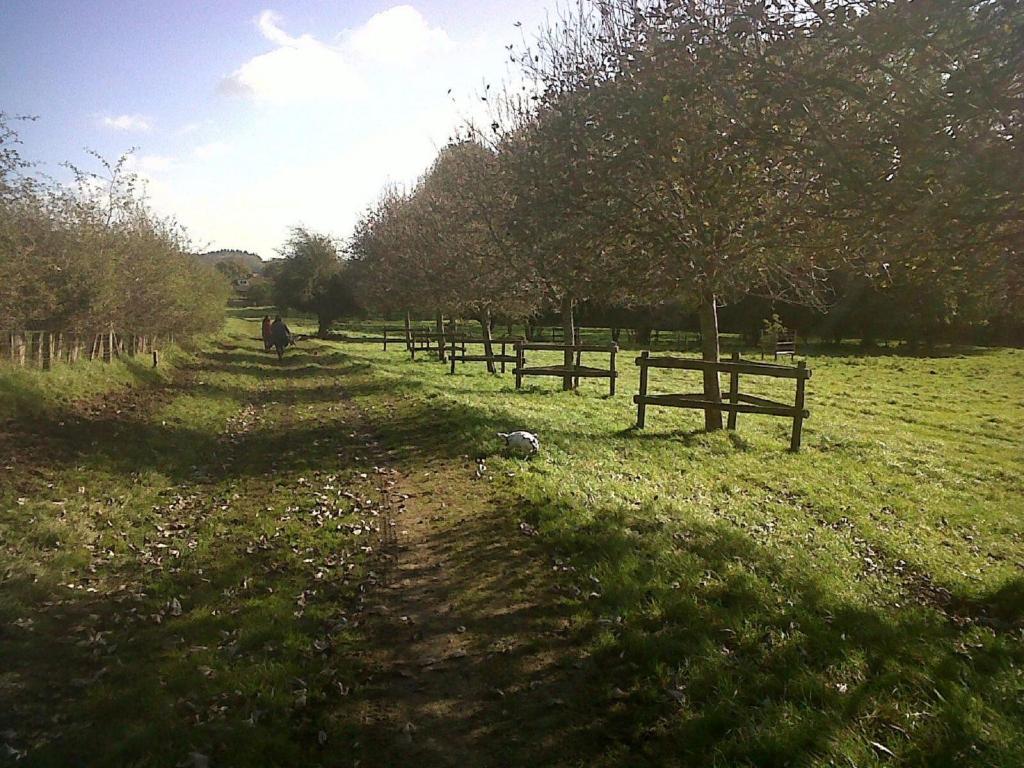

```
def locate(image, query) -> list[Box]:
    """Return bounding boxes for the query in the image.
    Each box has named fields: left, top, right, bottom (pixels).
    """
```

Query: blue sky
left=1, top=1, right=551, bottom=256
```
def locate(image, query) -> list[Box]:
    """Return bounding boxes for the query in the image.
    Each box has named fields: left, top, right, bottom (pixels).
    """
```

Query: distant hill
left=197, top=249, right=265, bottom=273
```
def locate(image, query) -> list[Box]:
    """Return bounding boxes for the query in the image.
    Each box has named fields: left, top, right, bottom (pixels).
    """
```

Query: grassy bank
left=0, top=345, right=190, bottom=422
left=294, top=315, right=1024, bottom=767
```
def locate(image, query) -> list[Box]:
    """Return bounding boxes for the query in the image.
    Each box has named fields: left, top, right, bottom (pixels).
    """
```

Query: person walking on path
left=270, top=315, right=293, bottom=360
left=261, top=315, right=273, bottom=352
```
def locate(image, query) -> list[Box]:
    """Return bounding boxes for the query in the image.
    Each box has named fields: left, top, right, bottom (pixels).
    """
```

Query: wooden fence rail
left=448, top=336, right=522, bottom=374
left=326, top=326, right=412, bottom=350
left=409, top=328, right=445, bottom=359
left=634, top=351, right=811, bottom=450
left=514, top=341, right=619, bottom=395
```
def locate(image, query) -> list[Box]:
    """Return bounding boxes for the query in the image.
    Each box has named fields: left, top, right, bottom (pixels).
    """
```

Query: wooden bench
left=760, top=330, right=797, bottom=360
left=514, top=341, right=619, bottom=395
left=448, top=336, right=521, bottom=374
left=634, top=351, right=811, bottom=450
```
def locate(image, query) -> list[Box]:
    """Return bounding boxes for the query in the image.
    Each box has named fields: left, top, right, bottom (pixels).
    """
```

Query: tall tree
left=273, top=227, right=359, bottom=338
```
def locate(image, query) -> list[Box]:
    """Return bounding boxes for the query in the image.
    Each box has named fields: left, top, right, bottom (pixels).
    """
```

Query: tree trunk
left=561, top=295, right=575, bottom=391
left=635, top=325, right=653, bottom=346
left=404, top=311, right=412, bottom=351
left=611, top=327, right=621, bottom=343
left=317, top=315, right=330, bottom=339
left=435, top=310, right=446, bottom=362
left=698, top=294, right=723, bottom=431
left=480, top=309, right=495, bottom=374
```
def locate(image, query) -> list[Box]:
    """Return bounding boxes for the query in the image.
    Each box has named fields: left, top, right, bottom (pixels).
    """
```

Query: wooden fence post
left=573, top=329, right=582, bottom=390
left=31, top=332, right=43, bottom=368
left=103, top=326, right=113, bottom=363
left=42, top=332, right=52, bottom=371
left=636, top=350, right=649, bottom=428
left=727, top=351, right=740, bottom=430
left=449, top=337, right=457, bottom=375
left=609, top=344, right=617, bottom=396
left=500, top=341, right=507, bottom=374
left=790, top=361, right=807, bottom=451
left=515, top=342, right=524, bottom=389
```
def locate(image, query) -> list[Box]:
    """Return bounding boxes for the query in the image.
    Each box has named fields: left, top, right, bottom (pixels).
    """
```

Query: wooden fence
left=327, top=326, right=411, bottom=350
left=1, top=329, right=163, bottom=370
left=448, top=336, right=521, bottom=374
left=409, top=328, right=446, bottom=359
left=634, top=351, right=811, bottom=450
left=514, top=341, right=619, bottom=395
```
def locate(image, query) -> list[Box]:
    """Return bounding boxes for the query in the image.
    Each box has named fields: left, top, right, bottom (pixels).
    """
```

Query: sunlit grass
left=299, top=315, right=1024, bottom=767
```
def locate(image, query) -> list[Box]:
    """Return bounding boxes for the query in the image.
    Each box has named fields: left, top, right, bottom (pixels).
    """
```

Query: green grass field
left=304, top=317, right=1024, bottom=767
left=2, top=311, right=1021, bottom=767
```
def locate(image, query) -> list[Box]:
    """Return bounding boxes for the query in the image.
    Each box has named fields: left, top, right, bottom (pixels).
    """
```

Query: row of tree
left=271, top=0, right=1021, bottom=426
left=0, top=116, right=229, bottom=340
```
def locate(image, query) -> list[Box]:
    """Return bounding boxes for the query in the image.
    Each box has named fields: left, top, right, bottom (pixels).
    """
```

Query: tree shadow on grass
left=367, top=493, right=1023, bottom=768
left=197, top=347, right=367, bottom=377
left=1, top=491, right=381, bottom=766
left=0, top=344, right=390, bottom=483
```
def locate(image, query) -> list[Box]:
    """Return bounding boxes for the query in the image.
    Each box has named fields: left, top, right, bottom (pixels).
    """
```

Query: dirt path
left=345, top=461, right=587, bottom=767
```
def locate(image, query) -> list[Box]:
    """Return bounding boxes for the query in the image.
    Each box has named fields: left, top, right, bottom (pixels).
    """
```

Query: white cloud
left=220, top=10, right=361, bottom=104
left=100, top=113, right=153, bottom=131
left=176, top=121, right=206, bottom=136
left=193, top=141, right=231, bottom=160
left=344, top=5, right=452, bottom=63
left=257, top=9, right=296, bottom=47
left=220, top=6, right=452, bottom=105
left=136, top=154, right=175, bottom=172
